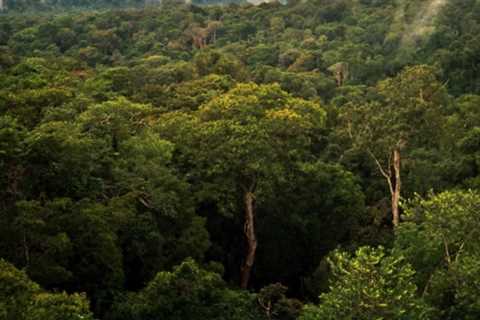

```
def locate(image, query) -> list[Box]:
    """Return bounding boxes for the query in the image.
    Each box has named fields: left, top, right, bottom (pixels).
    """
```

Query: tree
left=0, top=259, right=94, bottom=320
left=165, top=74, right=235, bottom=111
left=0, top=115, right=27, bottom=207
left=24, top=120, right=103, bottom=199
left=193, top=49, right=246, bottom=80
left=339, top=65, right=449, bottom=226
left=254, top=161, right=365, bottom=292
left=24, top=292, right=94, bottom=320
left=395, top=190, right=480, bottom=319
left=108, top=258, right=263, bottom=320
left=0, top=258, right=40, bottom=320
left=10, top=198, right=125, bottom=314
left=299, top=246, right=433, bottom=320
left=111, top=130, right=211, bottom=288
left=157, top=83, right=326, bottom=288
left=257, top=283, right=302, bottom=320
left=446, top=95, right=480, bottom=189
left=78, top=97, right=154, bottom=152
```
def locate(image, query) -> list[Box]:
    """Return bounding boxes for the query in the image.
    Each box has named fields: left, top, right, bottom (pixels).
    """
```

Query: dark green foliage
left=0, top=1, right=479, bottom=319
left=395, top=191, right=480, bottom=319
left=300, top=247, right=433, bottom=320
left=0, top=259, right=94, bottom=320
left=257, top=283, right=303, bottom=320
left=256, top=161, right=365, bottom=292
left=108, top=258, right=264, bottom=320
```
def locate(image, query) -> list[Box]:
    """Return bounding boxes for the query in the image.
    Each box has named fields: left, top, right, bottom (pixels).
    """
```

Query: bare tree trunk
left=240, top=190, right=257, bottom=289
left=391, top=149, right=401, bottom=227
left=367, top=147, right=402, bottom=227
left=23, top=229, right=30, bottom=267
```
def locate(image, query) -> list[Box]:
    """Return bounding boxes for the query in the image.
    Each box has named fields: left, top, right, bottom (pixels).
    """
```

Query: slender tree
left=157, top=83, right=325, bottom=288
left=340, top=65, right=449, bottom=226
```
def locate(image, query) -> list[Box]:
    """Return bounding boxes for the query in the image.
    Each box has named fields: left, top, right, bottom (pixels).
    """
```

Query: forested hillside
left=1, top=0, right=480, bottom=319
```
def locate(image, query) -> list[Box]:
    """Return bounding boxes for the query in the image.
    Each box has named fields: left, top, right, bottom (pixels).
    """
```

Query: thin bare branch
left=455, top=241, right=465, bottom=264
left=443, top=235, right=452, bottom=265
left=367, top=149, right=394, bottom=196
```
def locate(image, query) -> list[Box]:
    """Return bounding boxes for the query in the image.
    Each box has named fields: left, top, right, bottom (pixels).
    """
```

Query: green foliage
left=1, top=1, right=480, bottom=319
left=395, top=190, right=480, bottom=319
left=0, top=115, right=27, bottom=201
left=0, top=259, right=94, bottom=320
left=256, top=161, right=365, bottom=290
left=300, top=246, right=432, bottom=320
left=25, top=292, right=94, bottom=320
left=25, top=121, right=103, bottom=198
left=78, top=97, right=155, bottom=148
left=0, top=259, right=40, bottom=319
left=339, top=65, right=448, bottom=168
left=108, top=258, right=263, bottom=320
left=257, top=283, right=303, bottom=320
left=157, top=82, right=326, bottom=212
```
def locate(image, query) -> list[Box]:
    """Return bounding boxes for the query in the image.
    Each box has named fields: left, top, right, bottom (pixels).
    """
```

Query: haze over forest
left=1, top=0, right=480, bottom=319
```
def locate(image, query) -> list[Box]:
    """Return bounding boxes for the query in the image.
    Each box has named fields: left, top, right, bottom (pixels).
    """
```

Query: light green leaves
left=0, top=259, right=94, bottom=320
left=396, top=190, right=480, bottom=319
left=300, top=246, right=432, bottom=320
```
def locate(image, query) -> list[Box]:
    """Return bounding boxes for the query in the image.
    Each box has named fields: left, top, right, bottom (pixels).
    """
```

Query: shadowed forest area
left=1, top=0, right=480, bottom=319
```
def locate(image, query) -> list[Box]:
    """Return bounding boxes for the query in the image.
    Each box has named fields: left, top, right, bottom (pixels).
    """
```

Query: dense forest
left=1, top=0, right=480, bottom=319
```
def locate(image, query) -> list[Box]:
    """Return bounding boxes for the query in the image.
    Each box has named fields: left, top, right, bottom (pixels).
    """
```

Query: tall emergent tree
left=157, top=83, right=326, bottom=288
left=340, top=65, right=449, bottom=226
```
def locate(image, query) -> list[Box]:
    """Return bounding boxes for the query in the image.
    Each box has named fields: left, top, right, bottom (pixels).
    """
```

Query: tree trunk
left=391, top=149, right=401, bottom=227
left=23, top=229, right=30, bottom=267
left=240, top=191, right=257, bottom=289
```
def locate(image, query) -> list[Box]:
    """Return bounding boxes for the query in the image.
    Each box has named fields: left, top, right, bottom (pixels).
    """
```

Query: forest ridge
left=1, top=0, right=480, bottom=319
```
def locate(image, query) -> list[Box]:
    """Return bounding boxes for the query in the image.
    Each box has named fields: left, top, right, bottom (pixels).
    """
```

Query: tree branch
left=367, top=149, right=394, bottom=196
left=443, top=235, right=452, bottom=266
